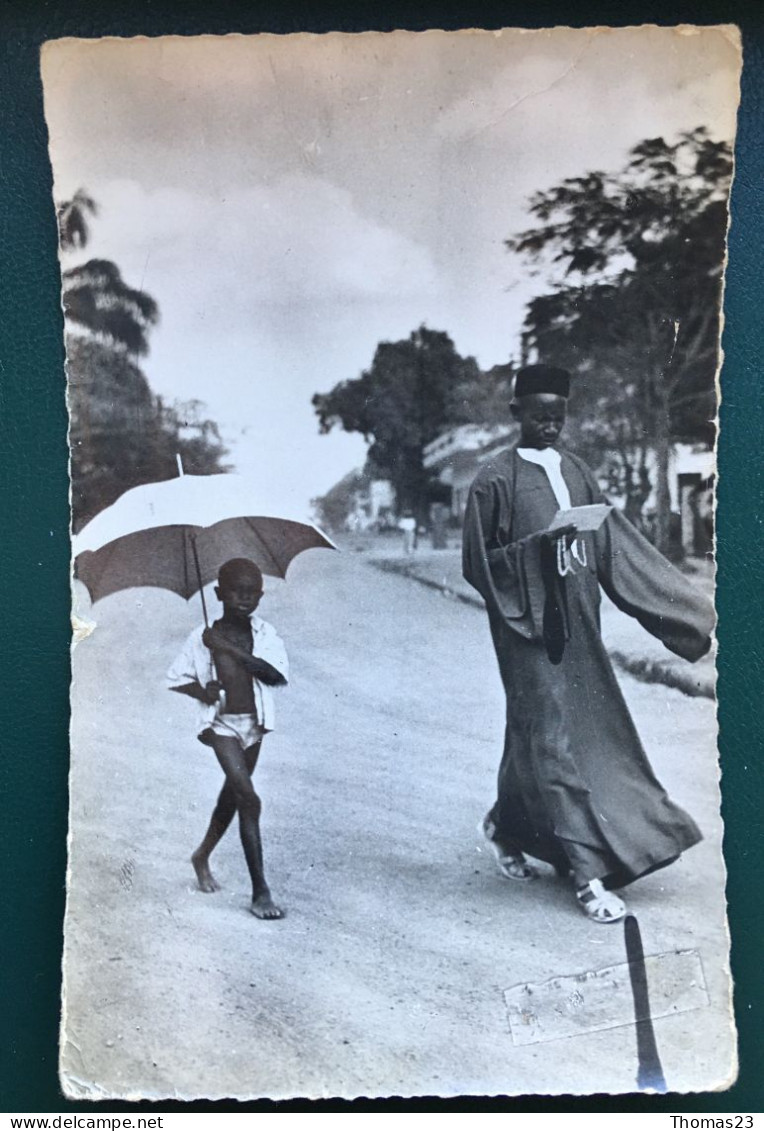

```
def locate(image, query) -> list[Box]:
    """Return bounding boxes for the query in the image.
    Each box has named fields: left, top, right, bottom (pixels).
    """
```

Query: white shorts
left=206, top=712, right=264, bottom=750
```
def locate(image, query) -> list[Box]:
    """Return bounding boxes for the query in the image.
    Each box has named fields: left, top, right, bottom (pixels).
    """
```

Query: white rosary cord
left=572, top=538, right=587, bottom=568
left=556, top=537, right=572, bottom=577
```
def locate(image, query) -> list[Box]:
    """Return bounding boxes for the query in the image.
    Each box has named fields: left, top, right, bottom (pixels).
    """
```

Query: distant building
left=315, top=468, right=395, bottom=533
left=424, top=425, right=714, bottom=556
left=365, top=478, right=396, bottom=527
left=423, top=424, right=515, bottom=521
left=343, top=473, right=395, bottom=531
left=645, top=444, right=715, bottom=557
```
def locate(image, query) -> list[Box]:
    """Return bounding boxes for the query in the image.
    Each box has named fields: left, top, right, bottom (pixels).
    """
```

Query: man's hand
left=544, top=523, right=578, bottom=549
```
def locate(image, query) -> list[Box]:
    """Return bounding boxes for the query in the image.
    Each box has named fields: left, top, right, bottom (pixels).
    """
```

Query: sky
left=42, top=26, right=740, bottom=515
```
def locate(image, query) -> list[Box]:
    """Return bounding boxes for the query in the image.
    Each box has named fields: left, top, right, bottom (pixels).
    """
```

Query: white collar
left=517, top=447, right=562, bottom=469
left=517, top=447, right=571, bottom=512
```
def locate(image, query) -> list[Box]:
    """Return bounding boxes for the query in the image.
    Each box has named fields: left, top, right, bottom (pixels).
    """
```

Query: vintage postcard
left=42, top=26, right=741, bottom=1099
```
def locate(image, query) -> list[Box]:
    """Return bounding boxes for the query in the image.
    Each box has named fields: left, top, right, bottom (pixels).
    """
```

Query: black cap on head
left=217, top=558, right=263, bottom=591
left=514, top=364, right=571, bottom=400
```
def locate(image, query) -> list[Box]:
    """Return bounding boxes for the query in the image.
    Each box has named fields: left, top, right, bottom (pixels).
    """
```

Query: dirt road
left=62, top=551, right=733, bottom=1099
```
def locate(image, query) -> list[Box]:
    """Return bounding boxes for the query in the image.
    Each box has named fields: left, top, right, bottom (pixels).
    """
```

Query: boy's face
left=511, top=393, right=567, bottom=449
left=215, top=574, right=263, bottom=619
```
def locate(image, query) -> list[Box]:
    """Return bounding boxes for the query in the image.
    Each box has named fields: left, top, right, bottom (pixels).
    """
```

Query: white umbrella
left=73, top=470, right=337, bottom=624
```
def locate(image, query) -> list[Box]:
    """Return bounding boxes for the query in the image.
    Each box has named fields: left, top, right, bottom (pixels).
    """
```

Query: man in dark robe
left=462, top=365, right=714, bottom=923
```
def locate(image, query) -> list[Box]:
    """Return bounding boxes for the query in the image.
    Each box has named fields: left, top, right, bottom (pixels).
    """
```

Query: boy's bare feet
left=251, top=893, right=284, bottom=920
left=191, top=851, right=220, bottom=893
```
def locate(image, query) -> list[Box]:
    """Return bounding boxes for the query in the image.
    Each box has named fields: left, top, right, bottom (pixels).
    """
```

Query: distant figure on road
left=167, top=558, right=289, bottom=920
left=462, top=365, right=714, bottom=924
left=430, top=501, right=449, bottom=549
left=398, top=511, right=417, bottom=554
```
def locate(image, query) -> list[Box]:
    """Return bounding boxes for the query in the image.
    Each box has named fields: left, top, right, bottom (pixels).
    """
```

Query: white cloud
left=60, top=175, right=450, bottom=512
left=79, top=175, right=439, bottom=325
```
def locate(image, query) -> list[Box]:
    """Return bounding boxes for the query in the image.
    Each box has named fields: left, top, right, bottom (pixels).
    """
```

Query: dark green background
left=2, top=0, right=761, bottom=1114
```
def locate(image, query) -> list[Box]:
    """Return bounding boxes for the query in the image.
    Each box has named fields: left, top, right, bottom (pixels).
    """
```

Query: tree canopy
left=313, top=326, right=503, bottom=518
left=58, top=189, right=228, bottom=530
left=63, top=259, right=160, bottom=357
left=57, top=189, right=98, bottom=251
left=508, top=127, right=732, bottom=551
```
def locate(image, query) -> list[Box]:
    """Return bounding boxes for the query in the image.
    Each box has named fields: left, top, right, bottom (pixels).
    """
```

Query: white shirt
left=167, top=613, right=289, bottom=735
left=517, top=446, right=572, bottom=511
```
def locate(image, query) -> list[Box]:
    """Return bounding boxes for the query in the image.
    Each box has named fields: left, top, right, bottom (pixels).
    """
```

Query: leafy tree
left=508, top=128, right=732, bottom=553
left=58, top=189, right=160, bottom=355
left=57, top=190, right=228, bottom=530
left=519, top=285, right=664, bottom=532
left=469, top=361, right=517, bottom=426
left=313, top=326, right=499, bottom=520
left=67, top=339, right=228, bottom=530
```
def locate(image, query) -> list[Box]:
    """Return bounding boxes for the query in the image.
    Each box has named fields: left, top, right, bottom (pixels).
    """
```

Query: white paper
left=548, top=503, right=613, bottom=533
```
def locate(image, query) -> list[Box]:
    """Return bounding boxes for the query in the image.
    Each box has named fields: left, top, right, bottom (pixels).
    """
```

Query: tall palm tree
left=62, top=258, right=159, bottom=356
left=57, top=189, right=98, bottom=251
left=57, top=189, right=159, bottom=355
left=57, top=189, right=227, bottom=528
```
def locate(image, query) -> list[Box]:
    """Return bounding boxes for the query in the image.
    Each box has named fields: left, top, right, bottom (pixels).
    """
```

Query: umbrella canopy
left=73, top=473, right=336, bottom=607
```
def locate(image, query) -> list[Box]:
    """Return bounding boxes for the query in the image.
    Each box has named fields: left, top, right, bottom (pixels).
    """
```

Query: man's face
left=216, top=574, right=263, bottom=619
left=512, top=393, right=567, bottom=449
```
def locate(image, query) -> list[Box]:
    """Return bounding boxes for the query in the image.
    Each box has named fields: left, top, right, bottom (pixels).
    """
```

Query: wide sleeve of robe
left=462, top=462, right=547, bottom=642
left=562, top=455, right=716, bottom=663
left=595, top=506, right=715, bottom=662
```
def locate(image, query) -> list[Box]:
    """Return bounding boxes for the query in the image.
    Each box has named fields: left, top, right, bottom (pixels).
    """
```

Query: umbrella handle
left=189, top=535, right=221, bottom=691
left=190, top=534, right=210, bottom=629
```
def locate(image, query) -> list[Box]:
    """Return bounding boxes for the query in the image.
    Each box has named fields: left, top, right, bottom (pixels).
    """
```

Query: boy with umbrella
left=167, top=558, right=289, bottom=920
left=74, top=472, right=336, bottom=920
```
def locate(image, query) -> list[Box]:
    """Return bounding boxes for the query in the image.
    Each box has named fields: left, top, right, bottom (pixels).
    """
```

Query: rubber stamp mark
left=504, top=942, right=708, bottom=1048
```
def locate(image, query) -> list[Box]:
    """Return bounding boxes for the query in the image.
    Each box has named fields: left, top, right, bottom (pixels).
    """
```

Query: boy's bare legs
left=191, top=778, right=237, bottom=892
left=196, top=735, right=283, bottom=919
left=191, top=739, right=261, bottom=891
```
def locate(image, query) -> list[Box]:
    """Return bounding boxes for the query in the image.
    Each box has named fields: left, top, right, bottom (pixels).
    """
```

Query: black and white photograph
left=42, top=26, right=740, bottom=1099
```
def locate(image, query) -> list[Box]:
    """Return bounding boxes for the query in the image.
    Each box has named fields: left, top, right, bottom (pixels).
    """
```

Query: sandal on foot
left=497, top=855, right=537, bottom=881
left=576, top=878, right=626, bottom=923
left=480, top=817, right=537, bottom=881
